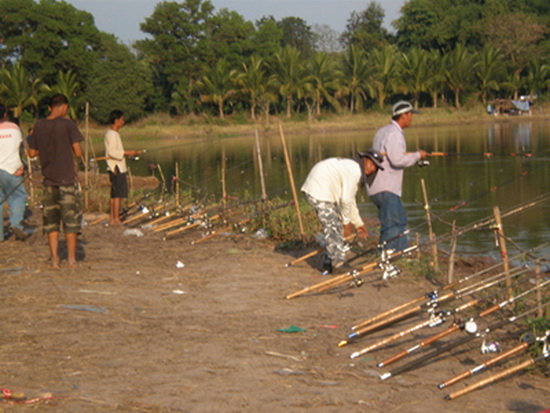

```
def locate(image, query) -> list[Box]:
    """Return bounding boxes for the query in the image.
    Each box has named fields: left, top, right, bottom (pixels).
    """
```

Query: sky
left=65, top=0, right=405, bottom=44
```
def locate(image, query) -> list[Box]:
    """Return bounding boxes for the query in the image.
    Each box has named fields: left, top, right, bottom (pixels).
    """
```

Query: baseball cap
left=357, top=149, right=384, bottom=171
left=392, top=100, right=420, bottom=117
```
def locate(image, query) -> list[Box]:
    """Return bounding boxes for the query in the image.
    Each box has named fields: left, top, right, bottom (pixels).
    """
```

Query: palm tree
left=235, top=56, right=271, bottom=121
left=0, top=62, right=46, bottom=119
left=426, top=50, right=446, bottom=109
left=196, top=58, right=238, bottom=119
left=307, top=52, right=342, bottom=116
left=340, top=45, right=369, bottom=113
left=399, top=47, right=430, bottom=109
left=500, top=71, right=524, bottom=100
left=524, top=59, right=549, bottom=99
left=48, top=70, right=82, bottom=119
left=367, top=45, right=401, bottom=109
left=444, top=44, right=474, bottom=108
left=475, top=46, right=503, bottom=105
left=270, top=46, right=310, bottom=118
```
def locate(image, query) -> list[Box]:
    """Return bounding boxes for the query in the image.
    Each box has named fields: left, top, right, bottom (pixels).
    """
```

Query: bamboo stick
left=421, top=178, right=439, bottom=272
left=278, top=123, right=304, bottom=239
left=493, top=206, right=512, bottom=300
left=448, top=220, right=457, bottom=283
left=254, top=129, right=267, bottom=200
left=84, top=102, right=89, bottom=210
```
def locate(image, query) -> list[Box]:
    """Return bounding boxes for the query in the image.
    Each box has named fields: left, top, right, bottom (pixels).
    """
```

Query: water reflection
left=98, top=120, right=550, bottom=258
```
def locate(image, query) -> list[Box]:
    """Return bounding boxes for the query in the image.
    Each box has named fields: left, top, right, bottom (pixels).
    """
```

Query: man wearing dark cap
left=301, top=150, right=384, bottom=274
left=367, top=100, right=427, bottom=252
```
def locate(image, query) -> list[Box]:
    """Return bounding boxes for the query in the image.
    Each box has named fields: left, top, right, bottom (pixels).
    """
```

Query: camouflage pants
left=304, top=193, right=346, bottom=264
left=43, top=184, right=82, bottom=234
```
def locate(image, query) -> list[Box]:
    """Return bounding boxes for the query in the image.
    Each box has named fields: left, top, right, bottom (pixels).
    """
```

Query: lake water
left=100, top=119, right=550, bottom=260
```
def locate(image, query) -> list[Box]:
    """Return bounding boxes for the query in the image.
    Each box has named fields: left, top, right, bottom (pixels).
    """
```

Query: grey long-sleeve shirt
left=367, top=121, right=421, bottom=197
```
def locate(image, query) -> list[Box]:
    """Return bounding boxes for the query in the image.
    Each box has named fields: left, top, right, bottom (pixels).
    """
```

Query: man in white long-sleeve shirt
left=104, top=110, right=141, bottom=226
left=302, top=150, right=384, bottom=274
left=367, top=101, right=427, bottom=252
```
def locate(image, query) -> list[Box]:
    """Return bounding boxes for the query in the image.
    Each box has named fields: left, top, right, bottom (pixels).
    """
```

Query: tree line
left=0, top=0, right=548, bottom=123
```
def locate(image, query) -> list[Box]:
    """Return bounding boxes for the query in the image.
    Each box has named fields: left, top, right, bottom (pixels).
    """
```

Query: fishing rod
left=444, top=340, right=549, bottom=400
left=285, top=245, right=418, bottom=300
left=438, top=330, right=549, bottom=390
left=342, top=264, right=538, bottom=349
left=347, top=266, right=539, bottom=357
left=378, top=303, right=548, bottom=381
left=349, top=242, right=550, bottom=333
left=376, top=279, right=549, bottom=368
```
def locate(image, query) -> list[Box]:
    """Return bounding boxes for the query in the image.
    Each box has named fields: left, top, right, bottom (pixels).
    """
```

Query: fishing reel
left=378, top=249, right=401, bottom=280
left=347, top=272, right=364, bottom=289
left=481, top=339, right=501, bottom=354
left=417, top=159, right=430, bottom=168
left=428, top=309, right=450, bottom=328
left=457, top=317, right=479, bottom=335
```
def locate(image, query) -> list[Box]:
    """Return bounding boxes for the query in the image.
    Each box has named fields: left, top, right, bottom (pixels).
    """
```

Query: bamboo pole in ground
left=448, top=220, right=457, bottom=283
left=26, top=154, right=34, bottom=205
left=421, top=179, right=439, bottom=272
left=493, top=205, right=512, bottom=300
left=535, top=260, right=542, bottom=318
left=84, top=102, right=90, bottom=210
left=175, top=162, right=180, bottom=206
left=254, top=129, right=267, bottom=200
left=221, top=146, right=227, bottom=207
left=278, top=123, right=304, bottom=239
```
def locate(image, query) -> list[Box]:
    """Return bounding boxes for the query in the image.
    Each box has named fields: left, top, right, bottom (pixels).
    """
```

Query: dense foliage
left=0, top=0, right=548, bottom=123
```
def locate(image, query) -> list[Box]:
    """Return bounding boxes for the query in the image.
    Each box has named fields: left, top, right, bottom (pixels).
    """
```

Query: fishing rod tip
left=376, top=362, right=384, bottom=368
left=337, top=340, right=348, bottom=347
left=379, top=372, right=391, bottom=381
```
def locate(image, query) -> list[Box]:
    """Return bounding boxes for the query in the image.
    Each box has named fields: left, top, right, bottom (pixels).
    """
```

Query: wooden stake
left=26, top=153, right=34, bottom=205
left=492, top=206, right=512, bottom=301
left=278, top=123, right=304, bottom=239
left=448, top=220, right=457, bottom=284
left=175, top=162, right=180, bottom=206
left=254, top=129, right=267, bottom=200
left=221, top=146, right=227, bottom=207
left=535, top=260, right=542, bottom=318
left=420, top=179, right=439, bottom=272
left=84, top=102, right=89, bottom=210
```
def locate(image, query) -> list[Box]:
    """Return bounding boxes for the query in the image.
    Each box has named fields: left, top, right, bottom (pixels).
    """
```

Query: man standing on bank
left=302, top=150, right=384, bottom=274
left=29, top=94, right=84, bottom=269
left=104, top=110, right=142, bottom=226
left=367, top=100, right=427, bottom=252
left=0, top=104, right=28, bottom=242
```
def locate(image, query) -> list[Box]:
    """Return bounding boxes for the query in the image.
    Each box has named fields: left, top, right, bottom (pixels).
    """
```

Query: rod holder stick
left=535, top=260, right=542, bottom=318
left=448, top=220, right=457, bottom=284
left=493, top=205, right=512, bottom=300
left=175, top=162, right=180, bottom=206
left=279, top=123, right=304, bottom=239
left=421, top=179, right=439, bottom=272
left=221, top=146, right=227, bottom=207
left=84, top=102, right=90, bottom=210
left=254, top=129, right=267, bottom=200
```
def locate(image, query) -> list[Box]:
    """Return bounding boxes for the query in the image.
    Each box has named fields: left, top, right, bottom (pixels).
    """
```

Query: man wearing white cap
left=367, top=101, right=427, bottom=252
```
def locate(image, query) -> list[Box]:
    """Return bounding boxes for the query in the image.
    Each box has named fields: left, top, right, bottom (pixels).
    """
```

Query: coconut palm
left=474, top=46, right=503, bottom=105
left=340, top=45, right=369, bottom=113
left=367, top=45, right=401, bottom=109
left=524, top=59, right=549, bottom=99
left=47, top=70, right=82, bottom=119
left=270, top=46, right=310, bottom=118
left=399, top=47, right=430, bottom=109
left=196, top=58, right=238, bottom=119
left=444, top=44, right=474, bottom=108
left=0, top=62, right=46, bottom=119
left=235, top=56, right=272, bottom=121
left=426, top=49, right=446, bottom=109
left=307, top=52, right=342, bottom=116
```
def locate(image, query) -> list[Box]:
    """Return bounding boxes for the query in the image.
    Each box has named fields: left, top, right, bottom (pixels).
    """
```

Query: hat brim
left=357, top=152, right=384, bottom=171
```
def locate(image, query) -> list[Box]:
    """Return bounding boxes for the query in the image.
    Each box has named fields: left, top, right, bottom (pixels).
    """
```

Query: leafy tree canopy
left=340, top=1, right=391, bottom=51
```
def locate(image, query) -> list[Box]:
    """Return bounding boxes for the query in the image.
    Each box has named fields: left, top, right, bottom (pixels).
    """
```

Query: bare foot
left=51, top=257, right=61, bottom=270
left=67, top=260, right=78, bottom=270
left=109, top=221, right=121, bottom=227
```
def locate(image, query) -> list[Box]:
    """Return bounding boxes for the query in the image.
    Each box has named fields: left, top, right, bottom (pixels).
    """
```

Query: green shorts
left=43, top=184, right=83, bottom=234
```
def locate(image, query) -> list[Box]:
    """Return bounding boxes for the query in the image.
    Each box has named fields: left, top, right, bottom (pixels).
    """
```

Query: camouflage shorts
left=304, top=193, right=346, bottom=263
left=43, top=184, right=82, bottom=234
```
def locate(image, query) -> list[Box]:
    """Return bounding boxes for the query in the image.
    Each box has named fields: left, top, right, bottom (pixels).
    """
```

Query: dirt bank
left=0, top=207, right=548, bottom=412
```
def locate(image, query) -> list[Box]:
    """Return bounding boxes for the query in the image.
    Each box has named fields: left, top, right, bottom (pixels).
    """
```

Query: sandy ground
left=0, top=205, right=548, bottom=413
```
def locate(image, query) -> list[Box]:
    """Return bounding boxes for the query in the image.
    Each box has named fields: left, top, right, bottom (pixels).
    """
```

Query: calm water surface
left=100, top=119, right=550, bottom=259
